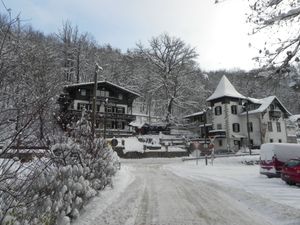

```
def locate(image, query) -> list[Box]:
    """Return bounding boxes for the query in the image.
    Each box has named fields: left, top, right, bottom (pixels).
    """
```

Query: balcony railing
left=67, top=110, right=136, bottom=121
left=269, top=110, right=281, bottom=118
left=208, top=130, right=226, bottom=138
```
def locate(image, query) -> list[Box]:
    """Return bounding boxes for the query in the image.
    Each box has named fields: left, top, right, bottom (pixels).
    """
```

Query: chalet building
left=58, top=81, right=140, bottom=137
left=184, top=75, right=293, bottom=152
left=207, top=75, right=292, bottom=151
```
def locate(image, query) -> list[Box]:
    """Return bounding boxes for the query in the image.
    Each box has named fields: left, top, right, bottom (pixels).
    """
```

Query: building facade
left=184, top=75, right=293, bottom=152
left=58, top=81, right=140, bottom=137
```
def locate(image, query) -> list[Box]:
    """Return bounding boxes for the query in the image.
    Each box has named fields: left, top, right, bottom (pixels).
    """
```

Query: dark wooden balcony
left=68, top=110, right=136, bottom=121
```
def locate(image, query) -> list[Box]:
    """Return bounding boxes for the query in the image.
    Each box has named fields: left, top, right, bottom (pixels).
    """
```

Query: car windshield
left=286, top=159, right=300, bottom=167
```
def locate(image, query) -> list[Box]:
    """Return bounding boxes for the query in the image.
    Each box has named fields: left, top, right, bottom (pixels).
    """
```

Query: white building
left=206, top=75, right=292, bottom=152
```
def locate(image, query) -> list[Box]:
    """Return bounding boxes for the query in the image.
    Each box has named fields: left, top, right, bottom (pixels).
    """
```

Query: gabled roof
left=206, top=75, right=245, bottom=101
left=241, top=96, right=292, bottom=116
left=64, top=80, right=140, bottom=97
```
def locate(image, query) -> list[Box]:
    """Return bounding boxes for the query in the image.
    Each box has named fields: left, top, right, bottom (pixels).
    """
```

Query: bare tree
left=136, top=33, right=199, bottom=123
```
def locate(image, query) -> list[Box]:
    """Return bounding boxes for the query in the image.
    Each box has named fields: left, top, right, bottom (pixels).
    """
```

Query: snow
left=71, top=157, right=300, bottom=225
left=183, top=111, right=204, bottom=118
left=264, top=7, right=300, bottom=25
left=64, top=80, right=140, bottom=97
left=241, top=96, right=291, bottom=115
left=206, top=75, right=245, bottom=101
left=128, top=120, right=145, bottom=128
left=114, top=135, right=187, bottom=153
left=165, top=155, right=300, bottom=210
left=116, top=136, right=144, bottom=153
left=289, top=114, right=300, bottom=122
left=72, top=165, right=134, bottom=225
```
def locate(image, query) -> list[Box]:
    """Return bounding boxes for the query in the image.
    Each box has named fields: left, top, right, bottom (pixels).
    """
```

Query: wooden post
left=92, top=64, right=101, bottom=138
left=103, top=98, right=108, bottom=139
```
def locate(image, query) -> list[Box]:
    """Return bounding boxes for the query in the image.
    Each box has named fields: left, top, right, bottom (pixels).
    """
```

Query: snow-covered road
left=73, top=157, right=300, bottom=225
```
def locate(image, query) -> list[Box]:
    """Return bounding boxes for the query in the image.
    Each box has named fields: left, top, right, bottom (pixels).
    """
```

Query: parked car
left=260, top=143, right=300, bottom=178
left=281, top=158, right=300, bottom=185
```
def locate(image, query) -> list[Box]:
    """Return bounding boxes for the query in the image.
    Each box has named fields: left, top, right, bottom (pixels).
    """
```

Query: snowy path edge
left=71, top=165, right=134, bottom=225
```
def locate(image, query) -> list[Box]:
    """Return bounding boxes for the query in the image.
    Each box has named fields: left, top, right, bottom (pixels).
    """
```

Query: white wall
left=211, top=98, right=289, bottom=151
left=261, top=107, right=287, bottom=144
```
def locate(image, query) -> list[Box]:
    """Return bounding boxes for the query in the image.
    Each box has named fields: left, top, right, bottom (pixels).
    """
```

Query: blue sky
left=1, top=0, right=260, bottom=71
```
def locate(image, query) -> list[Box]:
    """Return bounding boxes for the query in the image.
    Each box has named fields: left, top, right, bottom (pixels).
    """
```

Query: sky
left=0, top=0, right=261, bottom=71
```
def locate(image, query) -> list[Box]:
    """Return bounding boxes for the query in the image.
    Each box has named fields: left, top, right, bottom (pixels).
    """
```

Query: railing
left=68, top=110, right=136, bottom=120
left=269, top=110, right=281, bottom=118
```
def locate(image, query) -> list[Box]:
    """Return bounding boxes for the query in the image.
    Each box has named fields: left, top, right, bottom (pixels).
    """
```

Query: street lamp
left=242, top=98, right=252, bottom=155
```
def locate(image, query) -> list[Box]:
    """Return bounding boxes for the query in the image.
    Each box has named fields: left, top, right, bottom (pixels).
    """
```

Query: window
left=231, top=105, right=237, bottom=114
left=77, top=103, right=91, bottom=111
left=116, top=107, right=125, bottom=114
left=77, top=103, right=82, bottom=110
left=270, top=138, right=273, bottom=143
left=106, top=106, right=112, bottom=113
left=250, top=139, right=254, bottom=146
left=200, top=115, right=205, bottom=122
left=217, top=124, right=222, bottom=130
left=218, top=140, right=223, bottom=146
left=118, top=94, right=123, bottom=100
left=117, top=121, right=123, bottom=129
left=232, top=123, right=240, bottom=132
left=100, top=90, right=109, bottom=97
left=96, top=90, right=101, bottom=96
left=278, top=139, right=282, bottom=143
left=215, top=106, right=222, bottom=115
left=80, top=89, right=86, bottom=96
left=268, top=122, right=273, bottom=132
left=248, top=122, right=253, bottom=132
left=86, top=104, right=92, bottom=111
left=276, top=122, right=281, bottom=132
left=106, top=121, right=112, bottom=129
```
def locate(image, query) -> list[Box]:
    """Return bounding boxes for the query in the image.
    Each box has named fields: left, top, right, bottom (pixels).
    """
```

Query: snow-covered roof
left=289, top=114, right=300, bottom=122
left=132, top=113, right=161, bottom=119
left=241, top=96, right=291, bottom=116
left=183, top=111, right=204, bottom=118
left=206, top=75, right=246, bottom=101
left=129, top=121, right=145, bottom=128
left=64, top=80, right=140, bottom=97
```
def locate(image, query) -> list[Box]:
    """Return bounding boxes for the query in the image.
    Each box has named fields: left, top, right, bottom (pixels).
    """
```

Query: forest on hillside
left=1, top=9, right=300, bottom=142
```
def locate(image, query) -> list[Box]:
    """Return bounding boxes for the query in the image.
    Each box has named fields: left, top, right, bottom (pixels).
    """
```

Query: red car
left=281, top=158, right=300, bottom=185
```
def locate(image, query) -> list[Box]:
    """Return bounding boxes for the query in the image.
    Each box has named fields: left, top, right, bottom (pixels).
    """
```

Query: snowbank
left=72, top=165, right=134, bottom=225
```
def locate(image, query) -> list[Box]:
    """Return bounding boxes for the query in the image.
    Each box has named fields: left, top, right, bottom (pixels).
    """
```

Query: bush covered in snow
left=0, top=116, right=119, bottom=225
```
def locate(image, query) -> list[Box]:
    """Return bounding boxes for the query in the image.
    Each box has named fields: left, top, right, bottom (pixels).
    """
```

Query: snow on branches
left=247, top=0, right=300, bottom=76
